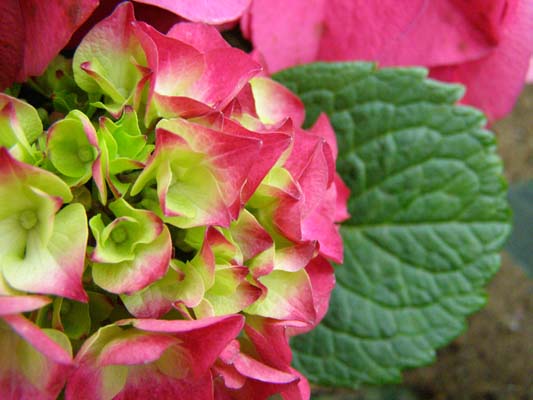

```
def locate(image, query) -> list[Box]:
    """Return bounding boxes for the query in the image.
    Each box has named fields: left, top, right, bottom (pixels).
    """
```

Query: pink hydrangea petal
left=159, top=118, right=262, bottom=210
left=286, top=257, right=335, bottom=337
left=450, top=0, right=512, bottom=45
left=248, top=259, right=334, bottom=339
left=527, top=56, right=533, bottom=82
left=98, top=333, right=180, bottom=366
left=121, top=288, right=174, bottom=319
left=121, top=263, right=204, bottom=318
left=305, top=256, right=335, bottom=326
left=134, top=0, right=251, bottom=24
left=68, top=316, right=244, bottom=400
left=0, top=370, right=43, bottom=400
left=192, top=227, right=226, bottom=288
left=203, top=279, right=262, bottom=318
left=114, top=367, right=214, bottom=400
left=309, top=113, right=337, bottom=160
left=136, top=21, right=260, bottom=119
left=1, top=316, right=72, bottom=400
left=0, top=0, right=98, bottom=88
left=301, top=185, right=343, bottom=263
left=40, top=203, right=88, bottom=302
left=272, top=195, right=304, bottom=242
left=217, top=339, right=297, bottom=381
left=249, top=77, right=305, bottom=127
left=223, top=83, right=259, bottom=121
left=19, top=0, right=98, bottom=79
left=92, top=226, right=172, bottom=294
left=318, top=0, right=496, bottom=67
left=128, top=315, right=245, bottom=377
left=246, top=269, right=316, bottom=324
left=3, top=203, right=88, bottom=302
left=321, top=0, right=531, bottom=120
left=284, top=129, right=334, bottom=217
left=0, top=93, right=43, bottom=153
left=66, top=359, right=126, bottom=400
left=133, top=21, right=204, bottom=98
left=274, top=242, right=317, bottom=272
left=171, top=118, right=261, bottom=202
left=244, top=317, right=293, bottom=370
left=0, top=0, right=24, bottom=90
left=215, top=340, right=301, bottom=400
left=334, top=173, right=351, bottom=223
left=257, top=177, right=308, bottom=242
left=167, top=22, right=231, bottom=51
left=0, top=295, right=51, bottom=316
left=3, top=315, right=72, bottom=365
left=246, top=249, right=275, bottom=282
left=151, top=95, right=216, bottom=119
left=215, top=378, right=298, bottom=400
left=228, top=349, right=297, bottom=384
left=133, top=125, right=237, bottom=227
left=4, top=240, right=87, bottom=302
left=68, top=356, right=213, bottom=400
left=244, top=0, right=326, bottom=72
left=194, top=47, right=262, bottom=110
left=246, top=0, right=531, bottom=120
left=230, top=210, right=273, bottom=261
left=0, top=148, right=72, bottom=203
left=214, top=360, right=246, bottom=391
left=280, top=368, right=311, bottom=400
left=73, top=2, right=150, bottom=116
left=430, top=0, right=533, bottom=121
left=206, top=115, right=292, bottom=205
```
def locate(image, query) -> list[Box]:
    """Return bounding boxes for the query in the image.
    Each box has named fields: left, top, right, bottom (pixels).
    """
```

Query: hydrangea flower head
left=0, top=2, right=349, bottom=399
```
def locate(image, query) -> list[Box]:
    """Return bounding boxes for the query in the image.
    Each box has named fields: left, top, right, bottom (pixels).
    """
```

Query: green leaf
left=274, top=63, right=511, bottom=387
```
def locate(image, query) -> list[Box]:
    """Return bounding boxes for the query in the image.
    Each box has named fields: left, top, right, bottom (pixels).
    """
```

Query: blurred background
left=312, top=85, right=533, bottom=400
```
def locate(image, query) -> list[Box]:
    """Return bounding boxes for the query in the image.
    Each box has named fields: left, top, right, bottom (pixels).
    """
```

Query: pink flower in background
left=134, top=0, right=250, bottom=24
left=243, top=0, right=533, bottom=121
left=0, top=0, right=98, bottom=89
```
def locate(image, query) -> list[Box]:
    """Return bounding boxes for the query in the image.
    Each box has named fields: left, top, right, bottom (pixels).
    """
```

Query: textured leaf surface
left=274, top=63, right=511, bottom=387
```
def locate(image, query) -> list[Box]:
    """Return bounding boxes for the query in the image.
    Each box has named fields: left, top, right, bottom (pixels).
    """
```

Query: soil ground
left=312, top=85, right=533, bottom=400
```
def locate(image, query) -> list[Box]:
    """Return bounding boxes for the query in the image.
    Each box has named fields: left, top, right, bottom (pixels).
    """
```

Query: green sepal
left=97, top=108, right=152, bottom=197
left=31, top=55, right=90, bottom=114
left=0, top=94, right=43, bottom=164
left=52, top=297, right=91, bottom=340
left=46, top=110, right=98, bottom=186
left=90, top=198, right=161, bottom=264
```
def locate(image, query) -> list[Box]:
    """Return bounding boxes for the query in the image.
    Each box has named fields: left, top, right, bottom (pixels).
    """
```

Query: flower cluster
left=0, top=2, right=349, bottom=399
